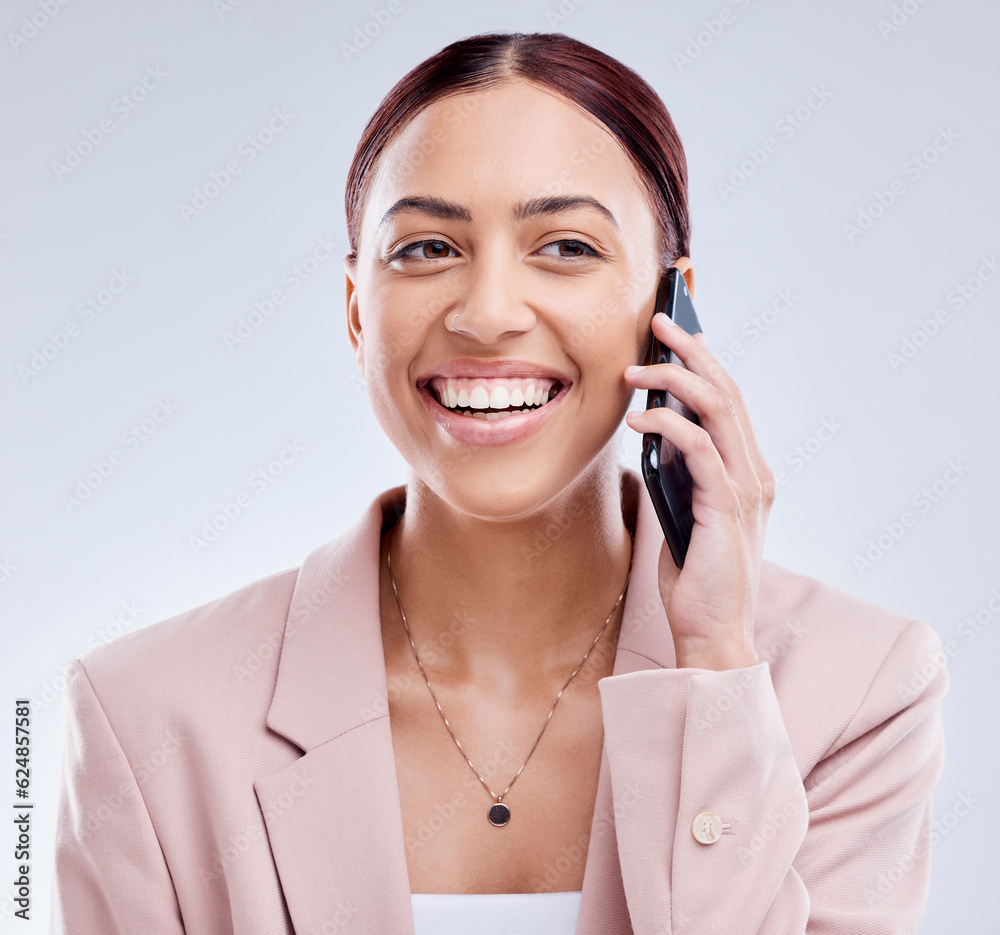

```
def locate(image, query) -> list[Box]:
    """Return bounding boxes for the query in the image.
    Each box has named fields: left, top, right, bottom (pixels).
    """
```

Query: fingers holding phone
left=625, top=268, right=775, bottom=670
left=661, top=323, right=776, bottom=502
left=636, top=313, right=764, bottom=507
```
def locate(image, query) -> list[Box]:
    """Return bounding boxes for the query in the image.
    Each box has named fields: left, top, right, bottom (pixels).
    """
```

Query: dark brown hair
left=344, top=32, right=690, bottom=268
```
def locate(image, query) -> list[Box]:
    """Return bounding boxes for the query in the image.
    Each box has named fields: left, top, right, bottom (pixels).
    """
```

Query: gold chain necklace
left=385, top=524, right=634, bottom=827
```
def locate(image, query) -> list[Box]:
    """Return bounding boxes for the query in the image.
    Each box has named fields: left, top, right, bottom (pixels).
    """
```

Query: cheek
left=565, top=319, right=641, bottom=416
left=613, top=271, right=660, bottom=363
left=563, top=285, right=647, bottom=372
left=360, top=284, right=419, bottom=384
left=633, top=314, right=653, bottom=366
left=372, top=272, right=456, bottom=347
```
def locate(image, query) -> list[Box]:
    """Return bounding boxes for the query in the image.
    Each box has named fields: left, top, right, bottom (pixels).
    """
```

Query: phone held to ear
left=639, top=266, right=704, bottom=569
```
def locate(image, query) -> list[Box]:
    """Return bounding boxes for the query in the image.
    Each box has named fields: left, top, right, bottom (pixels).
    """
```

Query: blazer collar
left=268, top=466, right=673, bottom=752
left=257, top=466, right=674, bottom=933
left=264, top=481, right=406, bottom=752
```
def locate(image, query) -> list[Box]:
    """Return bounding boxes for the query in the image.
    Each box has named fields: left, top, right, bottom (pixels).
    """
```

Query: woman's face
left=345, top=79, right=667, bottom=521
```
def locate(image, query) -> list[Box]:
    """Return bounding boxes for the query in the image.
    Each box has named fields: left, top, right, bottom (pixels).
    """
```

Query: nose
left=445, top=256, right=537, bottom=343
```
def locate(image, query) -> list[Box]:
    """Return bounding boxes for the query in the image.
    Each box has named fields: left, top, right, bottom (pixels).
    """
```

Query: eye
left=391, top=240, right=457, bottom=261
left=389, top=237, right=603, bottom=264
left=535, top=239, right=602, bottom=259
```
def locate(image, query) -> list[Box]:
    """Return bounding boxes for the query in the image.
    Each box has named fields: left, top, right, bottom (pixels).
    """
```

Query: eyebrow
left=377, top=194, right=620, bottom=233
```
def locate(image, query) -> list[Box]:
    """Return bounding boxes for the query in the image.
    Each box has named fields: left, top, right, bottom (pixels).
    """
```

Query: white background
left=1, top=0, right=997, bottom=930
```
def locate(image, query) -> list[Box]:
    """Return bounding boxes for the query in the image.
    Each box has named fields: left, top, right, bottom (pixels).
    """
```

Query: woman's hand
left=624, top=312, right=777, bottom=670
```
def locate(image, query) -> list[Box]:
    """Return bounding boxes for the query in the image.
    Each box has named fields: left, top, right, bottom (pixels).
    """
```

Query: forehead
left=362, top=79, right=651, bottom=228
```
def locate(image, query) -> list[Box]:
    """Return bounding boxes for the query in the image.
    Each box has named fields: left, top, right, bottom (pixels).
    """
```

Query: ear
left=344, top=257, right=364, bottom=373
left=671, top=255, right=695, bottom=299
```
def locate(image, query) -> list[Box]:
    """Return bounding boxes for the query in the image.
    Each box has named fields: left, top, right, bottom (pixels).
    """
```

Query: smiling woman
left=52, top=31, right=947, bottom=935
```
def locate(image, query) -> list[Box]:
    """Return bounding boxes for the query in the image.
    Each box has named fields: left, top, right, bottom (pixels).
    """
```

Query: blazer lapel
left=254, top=469, right=674, bottom=935
left=255, top=484, right=417, bottom=934
left=575, top=468, right=677, bottom=934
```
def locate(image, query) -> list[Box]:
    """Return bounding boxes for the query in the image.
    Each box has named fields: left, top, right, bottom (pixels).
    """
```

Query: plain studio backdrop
left=1, top=0, right=997, bottom=930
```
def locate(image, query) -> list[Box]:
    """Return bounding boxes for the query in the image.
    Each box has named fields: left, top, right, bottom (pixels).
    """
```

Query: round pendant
left=488, top=802, right=511, bottom=827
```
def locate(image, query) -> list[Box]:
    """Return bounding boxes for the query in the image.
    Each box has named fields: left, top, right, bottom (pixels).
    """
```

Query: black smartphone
left=639, top=267, right=703, bottom=568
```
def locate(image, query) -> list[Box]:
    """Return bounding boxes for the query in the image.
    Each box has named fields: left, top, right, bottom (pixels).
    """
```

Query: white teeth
left=489, top=385, right=510, bottom=409
left=428, top=375, right=563, bottom=411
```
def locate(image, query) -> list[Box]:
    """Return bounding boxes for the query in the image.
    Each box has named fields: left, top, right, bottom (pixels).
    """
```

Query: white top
left=411, top=891, right=583, bottom=934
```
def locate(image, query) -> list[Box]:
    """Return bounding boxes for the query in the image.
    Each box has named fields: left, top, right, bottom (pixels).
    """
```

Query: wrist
left=673, top=639, right=759, bottom=671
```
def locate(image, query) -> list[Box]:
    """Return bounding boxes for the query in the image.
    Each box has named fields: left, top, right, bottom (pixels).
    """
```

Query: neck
left=380, top=457, right=636, bottom=693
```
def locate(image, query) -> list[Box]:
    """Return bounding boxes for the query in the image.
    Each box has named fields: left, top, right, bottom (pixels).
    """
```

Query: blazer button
left=692, top=811, right=723, bottom=844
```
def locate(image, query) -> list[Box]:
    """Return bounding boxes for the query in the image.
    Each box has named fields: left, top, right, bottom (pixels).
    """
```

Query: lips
left=415, top=357, right=573, bottom=384
left=416, top=377, right=571, bottom=447
left=414, top=357, right=574, bottom=446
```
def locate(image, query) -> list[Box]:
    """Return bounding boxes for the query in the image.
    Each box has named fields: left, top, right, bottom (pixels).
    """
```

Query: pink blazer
left=52, top=467, right=948, bottom=934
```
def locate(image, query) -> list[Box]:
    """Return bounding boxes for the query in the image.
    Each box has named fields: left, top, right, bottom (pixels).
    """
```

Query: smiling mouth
left=424, top=376, right=566, bottom=420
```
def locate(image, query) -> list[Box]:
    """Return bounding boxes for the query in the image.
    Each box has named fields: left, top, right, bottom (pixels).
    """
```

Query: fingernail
left=625, top=365, right=644, bottom=375
left=656, top=312, right=677, bottom=325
